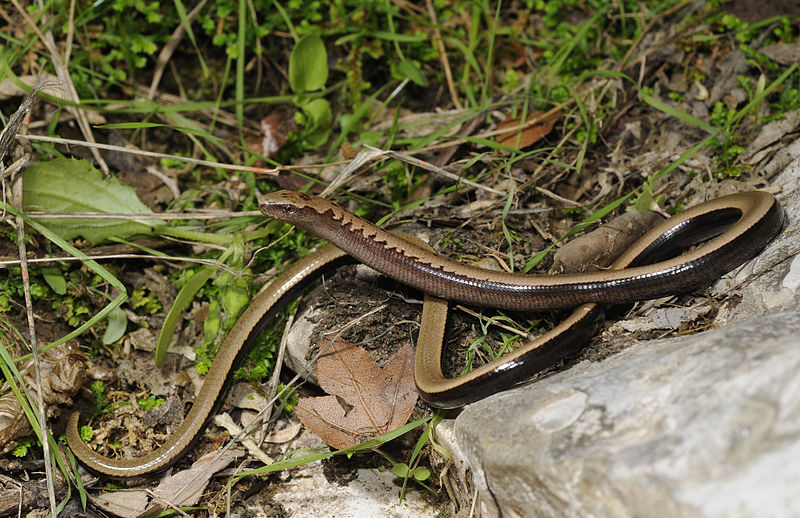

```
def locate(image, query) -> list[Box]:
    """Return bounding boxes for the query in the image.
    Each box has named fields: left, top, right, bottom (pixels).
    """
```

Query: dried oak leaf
left=495, top=111, right=559, bottom=153
left=296, top=339, right=417, bottom=449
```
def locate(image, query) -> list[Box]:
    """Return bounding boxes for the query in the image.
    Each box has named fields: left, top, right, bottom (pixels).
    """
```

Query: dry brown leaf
left=760, top=43, right=800, bottom=65
left=139, top=447, right=243, bottom=517
left=296, top=339, right=417, bottom=449
left=90, top=490, right=149, bottom=518
left=89, top=447, right=243, bottom=518
left=0, top=346, right=84, bottom=454
left=247, top=111, right=298, bottom=161
left=495, top=111, right=559, bottom=153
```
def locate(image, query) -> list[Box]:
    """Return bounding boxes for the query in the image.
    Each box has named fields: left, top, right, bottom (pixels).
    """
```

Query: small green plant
left=11, top=437, right=40, bottom=458
left=668, top=92, right=684, bottom=103
left=137, top=395, right=165, bottom=411
left=78, top=424, right=94, bottom=443
left=461, top=313, right=530, bottom=375
left=91, top=380, right=107, bottom=415
left=288, top=34, right=332, bottom=150
left=130, top=287, right=162, bottom=315
left=630, top=175, right=667, bottom=215
left=56, top=296, right=92, bottom=328
left=274, top=383, right=299, bottom=414
left=707, top=101, right=747, bottom=176
left=390, top=462, right=431, bottom=485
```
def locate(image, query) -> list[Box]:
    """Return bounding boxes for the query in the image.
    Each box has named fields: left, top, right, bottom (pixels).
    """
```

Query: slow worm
left=66, top=189, right=784, bottom=476
left=66, top=246, right=355, bottom=477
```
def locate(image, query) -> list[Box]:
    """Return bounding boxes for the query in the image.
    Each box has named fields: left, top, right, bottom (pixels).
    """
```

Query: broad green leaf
left=631, top=191, right=665, bottom=214
left=301, top=98, right=332, bottom=148
left=22, top=158, right=163, bottom=245
left=392, top=463, right=410, bottom=478
left=412, top=466, right=430, bottom=481
left=303, top=97, right=331, bottom=128
left=203, top=299, right=221, bottom=349
left=289, top=35, right=328, bottom=93
left=216, top=271, right=250, bottom=333
left=304, top=125, right=331, bottom=148
left=41, top=267, right=66, bottom=295
left=102, top=306, right=127, bottom=345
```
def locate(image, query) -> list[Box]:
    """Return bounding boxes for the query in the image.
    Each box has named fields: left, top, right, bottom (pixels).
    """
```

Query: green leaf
left=302, top=97, right=332, bottom=128
left=444, top=37, right=481, bottom=75
left=631, top=191, right=665, bottom=214
left=640, top=92, right=716, bottom=133
left=217, top=271, right=250, bottom=332
left=22, top=158, right=163, bottom=245
left=90, top=380, right=107, bottom=414
left=102, top=306, right=127, bottom=345
left=395, top=59, right=427, bottom=87
left=11, top=437, right=37, bottom=458
left=304, top=126, right=331, bottom=148
left=412, top=466, right=430, bottom=481
left=289, top=35, right=328, bottom=93
left=97, top=122, right=165, bottom=129
left=369, top=31, right=427, bottom=42
left=137, top=395, right=164, bottom=411
left=391, top=463, right=410, bottom=478
left=11, top=443, right=27, bottom=457
left=300, top=98, right=332, bottom=148
left=41, top=267, right=66, bottom=295
left=203, top=299, right=221, bottom=350
left=228, top=417, right=432, bottom=483
left=155, top=265, right=216, bottom=368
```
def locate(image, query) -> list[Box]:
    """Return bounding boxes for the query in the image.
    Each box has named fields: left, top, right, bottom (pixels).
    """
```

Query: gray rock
left=451, top=311, right=800, bottom=518
left=716, top=158, right=800, bottom=323
left=443, top=153, right=800, bottom=517
left=278, top=149, right=800, bottom=517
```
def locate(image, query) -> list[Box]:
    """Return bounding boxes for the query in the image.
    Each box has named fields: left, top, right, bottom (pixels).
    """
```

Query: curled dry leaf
left=495, top=111, right=559, bottom=153
left=0, top=345, right=85, bottom=454
left=296, top=339, right=417, bottom=450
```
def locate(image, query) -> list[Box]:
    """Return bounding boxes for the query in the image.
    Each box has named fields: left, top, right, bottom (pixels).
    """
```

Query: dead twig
left=10, top=176, right=57, bottom=518
left=15, top=134, right=279, bottom=176
left=9, top=0, right=109, bottom=175
left=426, top=0, right=462, bottom=110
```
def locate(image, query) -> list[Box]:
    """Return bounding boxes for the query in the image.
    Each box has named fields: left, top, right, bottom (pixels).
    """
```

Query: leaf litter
left=1, top=1, right=798, bottom=516
left=296, top=339, right=417, bottom=450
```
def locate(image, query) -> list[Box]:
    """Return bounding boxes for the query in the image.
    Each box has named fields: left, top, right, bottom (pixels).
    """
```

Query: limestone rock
left=443, top=152, right=800, bottom=518
left=451, top=311, right=800, bottom=518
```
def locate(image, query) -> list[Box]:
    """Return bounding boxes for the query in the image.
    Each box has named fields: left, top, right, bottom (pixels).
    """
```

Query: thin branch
left=11, top=0, right=109, bottom=174
left=0, top=253, right=241, bottom=274
left=23, top=210, right=261, bottom=220
left=11, top=175, right=58, bottom=517
left=16, top=134, right=279, bottom=175
left=426, top=0, right=462, bottom=110
left=363, top=145, right=505, bottom=196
